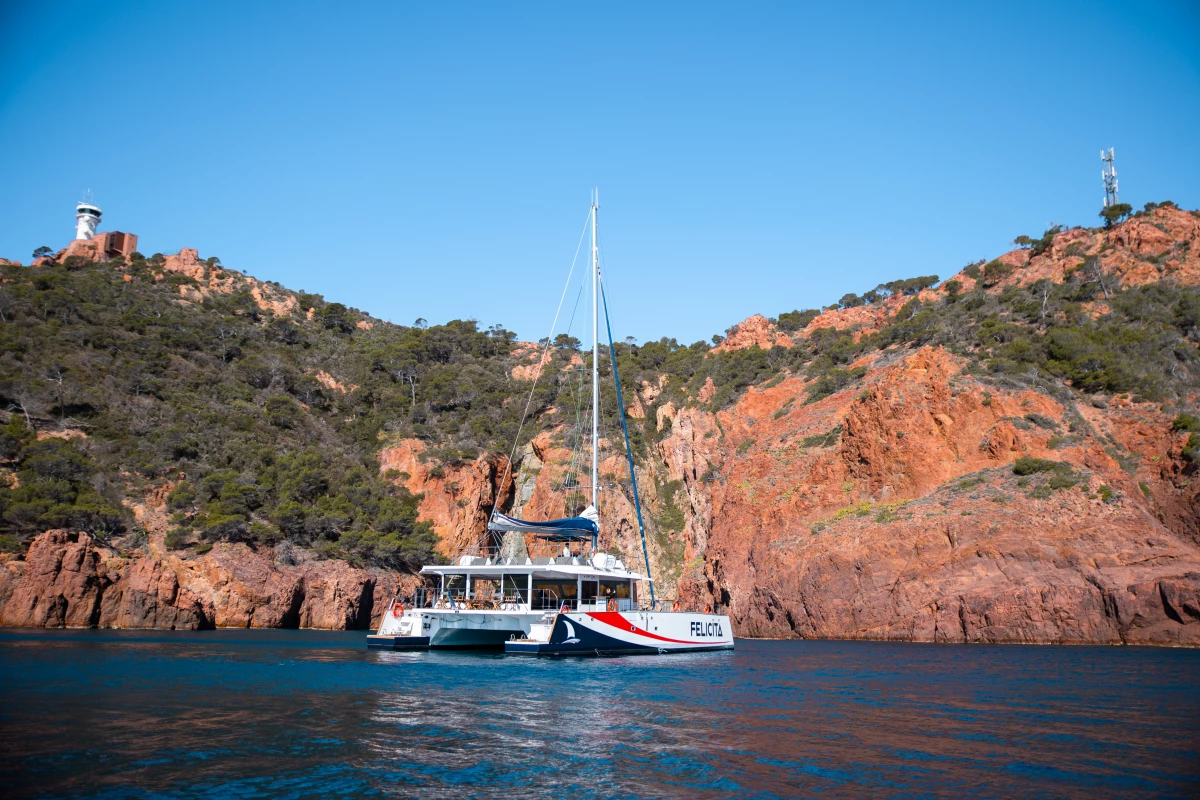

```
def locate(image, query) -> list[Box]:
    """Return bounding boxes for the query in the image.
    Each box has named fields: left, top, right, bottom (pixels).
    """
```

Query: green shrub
left=0, top=418, right=34, bottom=461
left=778, top=309, right=820, bottom=332
left=264, top=394, right=303, bottom=429
left=1173, top=414, right=1200, bottom=433
left=1047, top=471, right=1080, bottom=490
left=339, top=524, right=440, bottom=569
left=1012, top=456, right=1067, bottom=475
left=881, top=275, right=939, bottom=296
left=201, top=513, right=248, bottom=541
left=654, top=480, right=686, bottom=533
left=982, top=260, right=1014, bottom=287
left=1184, top=433, right=1200, bottom=464
left=164, top=527, right=191, bottom=550
left=806, top=367, right=867, bottom=404
left=801, top=425, right=842, bottom=449
left=1024, top=413, right=1057, bottom=429
left=167, top=482, right=196, bottom=510
left=1100, top=203, right=1133, bottom=228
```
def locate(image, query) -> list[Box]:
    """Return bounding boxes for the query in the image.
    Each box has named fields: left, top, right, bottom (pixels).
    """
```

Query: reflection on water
left=1, top=629, right=1198, bottom=798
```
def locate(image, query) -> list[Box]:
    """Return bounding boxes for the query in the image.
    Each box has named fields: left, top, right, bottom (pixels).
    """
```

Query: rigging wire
left=600, top=272, right=656, bottom=605
left=489, top=210, right=592, bottom=524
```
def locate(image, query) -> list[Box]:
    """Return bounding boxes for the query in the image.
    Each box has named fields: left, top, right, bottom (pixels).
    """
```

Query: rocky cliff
left=370, top=206, right=1200, bottom=645
left=3, top=206, right=1199, bottom=643
left=0, top=529, right=416, bottom=630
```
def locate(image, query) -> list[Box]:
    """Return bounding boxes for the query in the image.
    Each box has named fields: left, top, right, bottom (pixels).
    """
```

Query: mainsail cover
left=488, top=505, right=599, bottom=540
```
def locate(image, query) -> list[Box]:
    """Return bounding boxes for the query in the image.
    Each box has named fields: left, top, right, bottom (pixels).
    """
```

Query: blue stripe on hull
left=503, top=615, right=732, bottom=657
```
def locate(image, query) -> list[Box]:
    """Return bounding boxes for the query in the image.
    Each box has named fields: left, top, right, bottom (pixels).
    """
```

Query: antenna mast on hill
left=1101, top=148, right=1119, bottom=208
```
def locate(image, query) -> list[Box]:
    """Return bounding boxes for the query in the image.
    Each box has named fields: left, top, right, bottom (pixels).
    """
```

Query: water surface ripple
left=1, top=630, right=1197, bottom=798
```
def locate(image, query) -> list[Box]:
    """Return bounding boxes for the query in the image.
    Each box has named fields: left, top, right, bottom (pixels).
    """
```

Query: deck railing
left=400, top=588, right=638, bottom=613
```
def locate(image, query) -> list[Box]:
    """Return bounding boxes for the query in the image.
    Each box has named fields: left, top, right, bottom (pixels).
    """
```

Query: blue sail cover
left=488, top=510, right=598, bottom=541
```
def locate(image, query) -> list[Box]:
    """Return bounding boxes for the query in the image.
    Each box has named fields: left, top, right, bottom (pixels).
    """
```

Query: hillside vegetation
left=2, top=204, right=1199, bottom=573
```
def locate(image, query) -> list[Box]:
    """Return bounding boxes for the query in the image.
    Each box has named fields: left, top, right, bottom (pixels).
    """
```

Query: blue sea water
left=1, top=631, right=1197, bottom=799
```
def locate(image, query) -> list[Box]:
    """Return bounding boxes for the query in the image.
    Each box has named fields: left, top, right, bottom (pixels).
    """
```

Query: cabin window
left=472, top=577, right=498, bottom=597
left=531, top=580, right=577, bottom=609
left=599, top=580, right=630, bottom=599
left=580, top=580, right=598, bottom=602
left=533, top=580, right=577, bottom=598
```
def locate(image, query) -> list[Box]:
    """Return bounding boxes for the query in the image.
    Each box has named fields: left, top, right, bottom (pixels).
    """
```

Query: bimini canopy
left=488, top=505, right=599, bottom=541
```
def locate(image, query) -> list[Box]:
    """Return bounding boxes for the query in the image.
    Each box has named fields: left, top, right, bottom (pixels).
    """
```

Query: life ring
left=672, top=600, right=681, bottom=613
left=391, top=603, right=404, bottom=618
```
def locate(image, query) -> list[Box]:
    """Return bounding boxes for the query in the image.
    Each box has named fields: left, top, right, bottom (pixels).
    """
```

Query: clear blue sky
left=2, top=1, right=1198, bottom=345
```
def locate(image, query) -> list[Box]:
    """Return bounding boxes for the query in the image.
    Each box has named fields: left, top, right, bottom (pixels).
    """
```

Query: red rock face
left=378, top=342, right=1200, bottom=645
left=0, top=531, right=109, bottom=627
left=713, top=314, right=793, bottom=352
left=0, top=531, right=418, bottom=630
left=378, top=440, right=513, bottom=557
left=6, top=210, right=1198, bottom=643
left=676, top=347, right=1200, bottom=644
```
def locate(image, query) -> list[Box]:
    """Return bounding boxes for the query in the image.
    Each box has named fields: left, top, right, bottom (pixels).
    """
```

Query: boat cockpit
left=416, top=536, right=643, bottom=613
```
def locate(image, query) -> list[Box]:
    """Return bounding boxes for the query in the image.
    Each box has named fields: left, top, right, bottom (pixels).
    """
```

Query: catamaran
left=369, top=194, right=733, bottom=655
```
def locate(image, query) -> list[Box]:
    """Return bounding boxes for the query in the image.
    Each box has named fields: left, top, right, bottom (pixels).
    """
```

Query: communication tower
left=1101, top=148, right=1119, bottom=208
left=75, top=191, right=102, bottom=240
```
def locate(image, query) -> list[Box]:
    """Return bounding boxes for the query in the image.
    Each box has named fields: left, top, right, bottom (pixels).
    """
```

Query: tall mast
left=590, top=190, right=600, bottom=536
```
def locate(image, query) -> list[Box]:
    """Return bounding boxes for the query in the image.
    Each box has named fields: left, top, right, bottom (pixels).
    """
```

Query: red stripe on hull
left=585, top=612, right=705, bottom=645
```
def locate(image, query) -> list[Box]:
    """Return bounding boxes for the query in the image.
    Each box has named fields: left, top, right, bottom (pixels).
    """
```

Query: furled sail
left=488, top=505, right=599, bottom=540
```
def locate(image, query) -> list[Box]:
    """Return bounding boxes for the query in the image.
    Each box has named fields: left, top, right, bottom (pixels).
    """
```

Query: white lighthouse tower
left=75, top=192, right=102, bottom=240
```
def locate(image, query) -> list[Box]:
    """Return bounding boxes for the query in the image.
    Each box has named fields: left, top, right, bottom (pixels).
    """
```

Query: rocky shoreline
left=0, top=530, right=419, bottom=631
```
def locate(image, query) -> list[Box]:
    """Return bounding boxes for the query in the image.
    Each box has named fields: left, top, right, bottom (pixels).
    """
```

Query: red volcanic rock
left=798, top=300, right=897, bottom=339
left=713, top=314, right=793, bottom=352
left=935, top=206, right=1200, bottom=295
left=511, top=349, right=553, bottom=381
left=0, top=531, right=419, bottom=631
left=379, top=440, right=514, bottom=557
left=156, top=248, right=298, bottom=317
left=99, top=557, right=209, bottom=630
left=376, top=335, right=1200, bottom=647
left=161, top=248, right=206, bottom=281
left=679, top=347, right=1200, bottom=645
left=714, top=479, right=1200, bottom=645
left=0, top=531, right=108, bottom=627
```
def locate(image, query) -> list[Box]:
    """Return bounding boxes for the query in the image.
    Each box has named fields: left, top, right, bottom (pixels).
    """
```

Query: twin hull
left=368, top=607, right=734, bottom=655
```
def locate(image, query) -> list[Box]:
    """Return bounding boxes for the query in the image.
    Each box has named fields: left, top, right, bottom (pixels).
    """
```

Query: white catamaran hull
left=505, top=611, right=733, bottom=656
left=368, top=608, right=542, bottom=650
